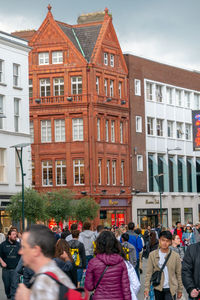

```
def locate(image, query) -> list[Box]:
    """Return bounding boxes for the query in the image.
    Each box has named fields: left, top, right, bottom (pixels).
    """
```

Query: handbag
left=89, top=266, right=109, bottom=300
left=150, top=250, right=172, bottom=287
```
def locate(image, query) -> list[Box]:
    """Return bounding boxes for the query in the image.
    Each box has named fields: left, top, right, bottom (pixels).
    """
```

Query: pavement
left=0, top=259, right=188, bottom=300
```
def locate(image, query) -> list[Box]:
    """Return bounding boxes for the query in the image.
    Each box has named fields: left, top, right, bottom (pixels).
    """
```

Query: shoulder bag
left=89, top=265, right=109, bottom=300
left=150, top=250, right=172, bottom=287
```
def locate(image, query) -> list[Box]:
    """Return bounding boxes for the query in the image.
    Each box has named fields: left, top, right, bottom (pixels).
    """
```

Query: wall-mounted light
left=120, top=189, right=125, bottom=194
left=105, top=98, right=112, bottom=103
left=67, top=97, right=73, bottom=102
left=81, top=191, right=87, bottom=195
left=35, top=99, right=41, bottom=104
left=101, top=189, right=107, bottom=194
left=121, top=100, right=126, bottom=105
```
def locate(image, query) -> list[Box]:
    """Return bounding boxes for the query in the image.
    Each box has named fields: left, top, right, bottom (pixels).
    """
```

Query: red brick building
left=14, top=6, right=131, bottom=226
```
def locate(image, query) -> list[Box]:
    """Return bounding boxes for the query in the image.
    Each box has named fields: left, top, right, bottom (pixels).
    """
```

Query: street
left=0, top=259, right=188, bottom=300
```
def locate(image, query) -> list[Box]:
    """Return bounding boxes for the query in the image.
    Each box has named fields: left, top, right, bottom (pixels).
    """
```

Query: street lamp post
left=154, top=173, right=165, bottom=226
left=10, top=143, right=30, bottom=230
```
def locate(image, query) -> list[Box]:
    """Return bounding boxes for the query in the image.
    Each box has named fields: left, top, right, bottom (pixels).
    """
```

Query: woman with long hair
left=85, top=230, right=131, bottom=300
left=54, top=239, right=77, bottom=286
left=149, top=231, right=159, bottom=252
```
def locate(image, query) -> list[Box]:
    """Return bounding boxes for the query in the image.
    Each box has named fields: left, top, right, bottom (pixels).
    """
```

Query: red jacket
left=85, top=253, right=131, bottom=300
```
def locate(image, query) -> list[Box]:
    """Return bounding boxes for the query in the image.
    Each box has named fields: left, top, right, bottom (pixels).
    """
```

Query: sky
left=1, top=0, right=200, bottom=71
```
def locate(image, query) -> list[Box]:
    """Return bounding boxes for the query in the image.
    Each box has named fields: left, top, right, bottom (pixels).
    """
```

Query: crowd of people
left=0, top=220, right=199, bottom=299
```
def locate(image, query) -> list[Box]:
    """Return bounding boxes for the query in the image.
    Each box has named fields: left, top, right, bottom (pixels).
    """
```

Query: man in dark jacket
left=124, top=222, right=143, bottom=279
left=68, top=229, right=86, bottom=287
left=182, top=242, right=200, bottom=299
left=0, top=228, right=21, bottom=299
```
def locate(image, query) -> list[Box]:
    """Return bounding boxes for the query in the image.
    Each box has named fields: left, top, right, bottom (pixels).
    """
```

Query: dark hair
left=97, top=225, right=104, bottom=233
left=128, top=222, right=135, bottom=230
left=71, top=230, right=80, bottom=239
left=134, top=228, right=141, bottom=235
left=95, top=231, right=123, bottom=255
left=8, top=229, right=17, bottom=237
left=83, top=222, right=91, bottom=230
left=121, top=233, right=129, bottom=242
left=159, top=230, right=172, bottom=240
left=172, top=234, right=179, bottom=241
left=176, top=221, right=181, bottom=226
left=55, top=239, right=73, bottom=263
left=26, top=225, right=56, bottom=258
left=70, top=224, right=78, bottom=231
left=184, top=226, right=192, bottom=233
left=150, top=231, right=157, bottom=246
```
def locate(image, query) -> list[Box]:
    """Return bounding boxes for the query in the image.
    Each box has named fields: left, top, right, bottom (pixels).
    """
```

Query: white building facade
left=133, top=77, right=200, bottom=228
left=0, top=31, right=31, bottom=232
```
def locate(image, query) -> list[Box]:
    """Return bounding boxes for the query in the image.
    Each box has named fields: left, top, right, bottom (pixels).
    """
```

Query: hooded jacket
left=121, top=241, right=137, bottom=268
left=79, top=230, right=95, bottom=256
left=68, top=239, right=86, bottom=269
left=85, top=253, right=131, bottom=300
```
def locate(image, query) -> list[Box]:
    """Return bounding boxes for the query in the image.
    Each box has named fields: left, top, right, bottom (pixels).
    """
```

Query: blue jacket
left=121, top=230, right=143, bottom=259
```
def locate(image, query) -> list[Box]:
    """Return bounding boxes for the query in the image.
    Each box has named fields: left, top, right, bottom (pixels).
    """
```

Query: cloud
left=0, top=14, right=39, bottom=33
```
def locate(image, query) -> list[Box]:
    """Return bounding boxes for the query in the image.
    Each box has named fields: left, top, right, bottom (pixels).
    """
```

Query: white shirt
left=158, top=250, right=169, bottom=289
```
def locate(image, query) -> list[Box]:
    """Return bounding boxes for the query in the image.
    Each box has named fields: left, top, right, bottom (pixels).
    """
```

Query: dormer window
left=104, top=53, right=108, bottom=65
left=52, top=51, right=63, bottom=64
left=110, top=54, right=114, bottom=67
left=39, top=52, right=49, bottom=65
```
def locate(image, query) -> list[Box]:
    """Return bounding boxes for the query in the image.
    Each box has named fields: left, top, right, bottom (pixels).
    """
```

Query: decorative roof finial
left=104, top=7, right=109, bottom=15
left=47, top=4, right=52, bottom=12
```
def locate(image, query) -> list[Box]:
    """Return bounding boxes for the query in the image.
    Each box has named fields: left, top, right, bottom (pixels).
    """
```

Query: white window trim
left=110, top=54, right=114, bottom=67
left=52, top=51, right=63, bottom=64
left=41, top=120, right=52, bottom=143
left=97, top=118, right=101, bottom=141
left=111, top=120, right=115, bottom=142
left=135, top=79, right=141, bottom=96
left=112, top=160, right=116, bottom=185
left=136, top=116, right=142, bottom=133
left=98, top=159, right=102, bottom=185
left=104, top=52, right=108, bottom=65
left=106, top=160, right=110, bottom=185
left=73, top=159, right=85, bottom=185
left=42, top=161, right=53, bottom=186
left=137, top=155, right=143, bottom=172
left=0, top=148, right=6, bottom=183
left=56, top=160, right=67, bottom=186
left=39, top=52, right=49, bottom=65
left=72, top=118, right=83, bottom=141
left=54, top=119, right=65, bottom=142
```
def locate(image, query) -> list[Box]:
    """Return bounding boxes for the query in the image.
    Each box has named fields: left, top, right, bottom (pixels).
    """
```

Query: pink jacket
left=85, top=253, right=131, bottom=300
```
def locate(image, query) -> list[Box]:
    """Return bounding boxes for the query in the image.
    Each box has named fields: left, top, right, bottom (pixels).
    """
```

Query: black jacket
left=182, top=242, right=200, bottom=295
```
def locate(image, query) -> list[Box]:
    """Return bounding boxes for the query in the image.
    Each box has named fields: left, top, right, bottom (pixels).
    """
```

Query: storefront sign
left=145, top=199, right=159, bottom=205
left=192, top=110, right=200, bottom=150
left=100, top=199, right=128, bottom=207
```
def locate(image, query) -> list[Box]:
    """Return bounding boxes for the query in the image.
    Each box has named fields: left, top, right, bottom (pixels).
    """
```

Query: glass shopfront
left=100, top=210, right=125, bottom=227
left=137, top=208, right=168, bottom=229
left=0, top=210, right=12, bottom=234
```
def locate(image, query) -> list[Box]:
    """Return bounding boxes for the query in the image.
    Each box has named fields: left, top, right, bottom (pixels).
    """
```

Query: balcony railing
left=30, top=95, right=82, bottom=105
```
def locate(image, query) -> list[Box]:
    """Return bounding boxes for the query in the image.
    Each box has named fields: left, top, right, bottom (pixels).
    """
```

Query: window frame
left=42, top=161, right=53, bottom=186
left=54, top=119, right=65, bottom=142
left=71, top=76, right=82, bottom=95
left=72, top=118, right=83, bottom=141
left=13, top=63, right=20, bottom=87
left=41, top=120, right=52, bottom=143
left=38, top=52, right=49, bottom=65
left=73, top=159, right=85, bottom=185
left=135, top=79, right=141, bottom=96
left=14, top=98, right=20, bottom=132
left=40, top=78, right=50, bottom=97
left=56, top=160, right=67, bottom=186
left=136, top=116, right=142, bottom=133
left=111, top=120, right=115, bottom=143
left=104, top=52, right=108, bottom=65
left=137, top=155, right=143, bottom=172
left=110, top=54, right=114, bottom=67
left=53, top=78, right=64, bottom=96
left=52, top=51, right=63, bottom=64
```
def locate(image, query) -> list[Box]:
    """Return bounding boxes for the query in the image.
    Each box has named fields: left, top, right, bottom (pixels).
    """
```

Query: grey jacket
left=169, top=246, right=184, bottom=260
left=193, top=227, right=200, bottom=243
left=79, top=230, right=95, bottom=256
left=121, top=241, right=137, bottom=268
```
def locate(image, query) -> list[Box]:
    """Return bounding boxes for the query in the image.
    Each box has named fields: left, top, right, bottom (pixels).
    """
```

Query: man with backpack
left=15, top=225, right=88, bottom=300
left=124, top=222, right=143, bottom=279
left=68, top=230, right=86, bottom=288
left=121, top=233, right=137, bottom=268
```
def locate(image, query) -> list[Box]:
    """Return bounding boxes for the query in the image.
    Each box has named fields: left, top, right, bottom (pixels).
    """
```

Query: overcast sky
left=1, top=0, right=200, bottom=70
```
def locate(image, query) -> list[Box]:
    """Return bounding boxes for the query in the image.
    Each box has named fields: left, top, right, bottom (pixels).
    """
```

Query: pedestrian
left=79, top=221, right=95, bottom=266
left=0, top=227, right=5, bottom=244
left=85, top=230, right=131, bottom=300
left=65, top=223, right=78, bottom=242
left=54, top=239, right=77, bottom=286
left=0, top=228, right=21, bottom=300
left=135, top=228, right=144, bottom=274
left=182, top=240, right=200, bottom=299
left=149, top=230, right=159, bottom=252
left=169, top=234, right=184, bottom=261
left=173, top=221, right=184, bottom=246
left=68, top=230, right=86, bottom=288
left=144, top=230, right=183, bottom=300
left=123, top=222, right=143, bottom=279
left=121, top=233, right=137, bottom=268
left=192, top=222, right=200, bottom=243
left=115, top=228, right=122, bottom=241
left=182, top=224, right=195, bottom=251
left=15, top=224, right=76, bottom=300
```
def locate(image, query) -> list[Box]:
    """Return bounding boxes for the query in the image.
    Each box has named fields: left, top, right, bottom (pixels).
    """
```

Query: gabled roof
left=57, top=22, right=102, bottom=62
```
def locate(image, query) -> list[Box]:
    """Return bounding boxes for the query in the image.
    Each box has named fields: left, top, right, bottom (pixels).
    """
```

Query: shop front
left=99, top=198, right=131, bottom=227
